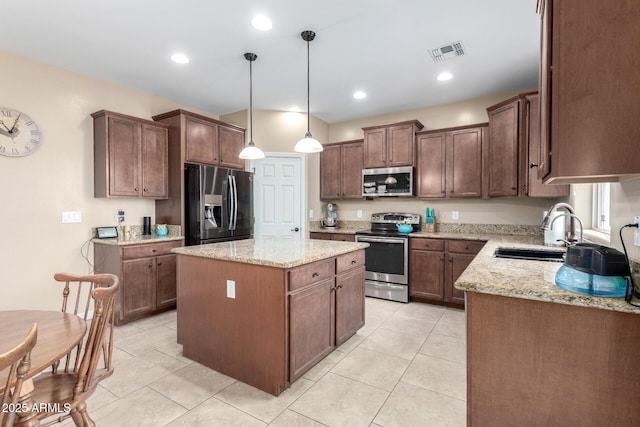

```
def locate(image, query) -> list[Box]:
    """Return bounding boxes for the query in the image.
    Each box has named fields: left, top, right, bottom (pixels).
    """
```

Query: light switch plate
left=226, top=280, right=236, bottom=299
left=309, top=209, right=314, bottom=219
left=62, top=211, right=82, bottom=223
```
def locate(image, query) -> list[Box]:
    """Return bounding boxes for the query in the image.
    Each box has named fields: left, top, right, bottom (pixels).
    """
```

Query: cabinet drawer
left=336, top=250, right=365, bottom=274
left=289, top=258, right=335, bottom=291
left=410, top=238, right=445, bottom=252
left=447, top=239, right=486, bottom=254
left=122, top=240, right=183, bottom=260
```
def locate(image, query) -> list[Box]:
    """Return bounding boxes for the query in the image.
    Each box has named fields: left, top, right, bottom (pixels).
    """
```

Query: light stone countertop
left=455, top=238, right=640, bottom=315
left=172, top=238, right=368, bottom=269
left=93, top=234, right=184, bottom=246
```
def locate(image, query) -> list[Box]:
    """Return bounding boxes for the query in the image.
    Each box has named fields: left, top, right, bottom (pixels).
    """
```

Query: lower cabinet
left=288, top=251, right=365, bottom=382
left=409, top=238, right=485, bottom=306
left=309, top=232, right=356, bottom=242
left=94, top=239, right=183, bottom=325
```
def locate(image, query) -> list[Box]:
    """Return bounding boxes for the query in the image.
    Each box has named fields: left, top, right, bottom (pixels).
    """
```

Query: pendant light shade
left=294, top=30, right=323, bottom=154
left=239, top=52, right=265, bottom=160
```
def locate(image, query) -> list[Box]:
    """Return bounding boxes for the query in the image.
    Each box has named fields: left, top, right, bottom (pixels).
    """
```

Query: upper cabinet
left=92, top=110, right=169, bottom=199
left=486, top=93, right=569, bottom=197
left=416, top=124, right=486, bottom=199
left=537, top=0, right=640, bottom=183
left=362, top=120, right=423, bottom=168
left=154, top=109, right=245, bottom=170
left=320, top=139, right=364, bottom=201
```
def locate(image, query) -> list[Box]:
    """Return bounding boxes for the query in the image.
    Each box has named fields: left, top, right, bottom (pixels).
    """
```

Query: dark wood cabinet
left=410, top=237, right=485, bottom=306
left=152, top=109, right=246, bottom=228
left=288, top=251, right=365, bottom=381
left=486, top=93, right=569, bottom=197
left=362, top=120, right=423, bottom=168
left=538, top=0, right=640, bottom=183
left=320, top=140, right=364, bottom=201
left=310, top=232, right=356, bottom=242
left=94, top=239, right=183, bottom=325
left=92, top=110, right=169, bottom=199
left=416, top=124, right=486, bottom=199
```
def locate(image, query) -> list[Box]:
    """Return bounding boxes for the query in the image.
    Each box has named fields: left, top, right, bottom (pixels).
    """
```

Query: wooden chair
left=0, top=324, right=37, bottom=427
left=26, top=273, right=119, bottom=427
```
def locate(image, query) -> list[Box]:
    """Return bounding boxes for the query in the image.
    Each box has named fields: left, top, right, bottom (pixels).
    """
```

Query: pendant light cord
left=249, top=56, right=253, bottom=143
left=306, top=37, right=310, bottom=135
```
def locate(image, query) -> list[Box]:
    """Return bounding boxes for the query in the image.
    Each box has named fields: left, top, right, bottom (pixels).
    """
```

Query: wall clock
left=0, top=108, right=42, bottom=157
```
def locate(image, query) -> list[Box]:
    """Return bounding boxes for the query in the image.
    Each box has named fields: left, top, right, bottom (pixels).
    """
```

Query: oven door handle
left=356, top=236, right=406, bottom=245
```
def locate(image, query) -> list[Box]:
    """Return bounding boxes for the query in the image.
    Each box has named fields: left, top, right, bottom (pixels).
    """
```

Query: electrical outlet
left=357, top=209, right=363, bottom=218
left=309, top=209, right=314, bottom=219
left=635, top=216, right=640, bottom=246
left=227, top=280, right=236, bottom=299
left=452, top=210, right=459, bottom=220
left=61, top=211, right=82, bottom=223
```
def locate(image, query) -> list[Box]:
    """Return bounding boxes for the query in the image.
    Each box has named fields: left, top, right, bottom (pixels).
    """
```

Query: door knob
left=291, top=227, right=300, bottom=232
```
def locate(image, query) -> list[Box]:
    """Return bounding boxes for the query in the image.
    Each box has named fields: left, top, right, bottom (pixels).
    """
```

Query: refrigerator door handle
left=230, top=175, right=238, bottom=230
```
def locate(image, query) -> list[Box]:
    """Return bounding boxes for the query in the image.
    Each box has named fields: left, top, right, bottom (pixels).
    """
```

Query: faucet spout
left=542, top=202, right=578, bottom=240
left=550, top=213, right=584, bottom=243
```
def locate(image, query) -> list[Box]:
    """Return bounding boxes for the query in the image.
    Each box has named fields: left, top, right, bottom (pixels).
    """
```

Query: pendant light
left=294, top=30, right=323, bottom=153
left=239, top=52, right=265, bottom=160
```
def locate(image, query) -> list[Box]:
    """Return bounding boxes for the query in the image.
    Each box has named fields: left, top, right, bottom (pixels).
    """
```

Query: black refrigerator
left=184, top=164, right=254, bottom=246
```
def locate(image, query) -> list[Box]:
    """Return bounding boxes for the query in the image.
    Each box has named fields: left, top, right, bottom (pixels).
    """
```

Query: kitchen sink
left=493, top=247, right=565, bottom=262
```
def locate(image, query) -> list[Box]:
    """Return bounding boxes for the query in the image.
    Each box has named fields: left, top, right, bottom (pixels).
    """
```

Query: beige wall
left=0, top=50, right=217, bottom=311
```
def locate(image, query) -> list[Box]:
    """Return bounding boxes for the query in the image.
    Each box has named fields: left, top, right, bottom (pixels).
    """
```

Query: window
left=592, top=183, right=611, bottom=234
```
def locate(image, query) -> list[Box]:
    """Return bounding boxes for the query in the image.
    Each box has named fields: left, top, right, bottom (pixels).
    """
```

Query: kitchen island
left=455, top=239, right=640, bottom=426
left=172, top=238, right=367, bottom=396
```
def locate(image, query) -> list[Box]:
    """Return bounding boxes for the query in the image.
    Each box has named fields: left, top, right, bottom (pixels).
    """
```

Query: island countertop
left=455, top=238, right=640, bottom=314
left=172, top=238, right=368, bottom=269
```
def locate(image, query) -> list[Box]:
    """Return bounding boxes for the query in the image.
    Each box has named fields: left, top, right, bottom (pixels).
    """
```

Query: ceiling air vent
left=429, top=41, right=465, bottom=62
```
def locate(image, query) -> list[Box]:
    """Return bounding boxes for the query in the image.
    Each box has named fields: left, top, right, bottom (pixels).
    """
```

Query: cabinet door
left=289, top=278, right=335, bottom=381
left=141, top=124, right=169, bottom=198
left=218, top=125, right=245, bottom=170
left=156, top=254, right=177, bottom=308
left=487, top=102, right=519, bottom=197
left=525, top=95, right=569, bottom=197
left=446, top=253, right=475, bottom=305
left=387, top=124, right=415, bottom=167
left=340, top=141, right=364, bottom=199
left=108, top=116, right=140, bottom=197
left=121, top=258, right=155, bottom=322
left=185, top=116, right=218, bottom=165
left=409, top=250, right=445, bottom=300
left=363, top=128, right=387, bottom=168
left=447, top=127, right=484, bottom=198
left=335, top=267, right=365, bottom=346
left=537, top=0, right=552, bottom=179
left=320, top=144, right=341, bottom=200
left=416, top=133, right=446, bottom=198
left=309, top=232, right=332, bottom=240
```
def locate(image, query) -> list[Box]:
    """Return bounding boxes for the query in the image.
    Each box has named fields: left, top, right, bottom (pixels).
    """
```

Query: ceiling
left=0, top=0, right=540, bottom=123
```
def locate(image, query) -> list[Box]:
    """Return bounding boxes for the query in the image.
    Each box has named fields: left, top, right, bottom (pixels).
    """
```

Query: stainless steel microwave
left=362, top=166, right=414, bottom=197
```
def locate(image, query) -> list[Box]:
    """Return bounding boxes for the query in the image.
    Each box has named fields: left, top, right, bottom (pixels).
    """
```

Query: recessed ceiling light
left=251, top=15, right=272, bottom=31
left=353, top=91, right=367, bottom=99
left=171, top=53, right=190, bottom=64
left=437, top=72, right=453, bottom=81
left=289, top=106, right=301, bottom=112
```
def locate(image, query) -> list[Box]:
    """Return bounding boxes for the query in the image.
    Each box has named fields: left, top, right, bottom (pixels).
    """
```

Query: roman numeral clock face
left=0, top=108, right=42, bottom=157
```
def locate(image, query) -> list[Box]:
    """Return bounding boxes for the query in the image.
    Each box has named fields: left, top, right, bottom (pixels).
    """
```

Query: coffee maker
left=321, top=203, right=338, bottom=229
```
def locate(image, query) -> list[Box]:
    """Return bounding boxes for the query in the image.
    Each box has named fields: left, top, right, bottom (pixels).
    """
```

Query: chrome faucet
left=541, top=203, right=582, bottom=243
left=550, top=213, right=584, bottom=244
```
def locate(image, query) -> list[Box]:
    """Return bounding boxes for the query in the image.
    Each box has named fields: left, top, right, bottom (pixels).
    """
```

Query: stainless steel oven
left=355, top=213, right=420, bottom=303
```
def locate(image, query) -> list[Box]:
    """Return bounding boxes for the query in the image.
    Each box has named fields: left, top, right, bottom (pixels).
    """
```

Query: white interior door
left=253, top=153, right=304, bottom=239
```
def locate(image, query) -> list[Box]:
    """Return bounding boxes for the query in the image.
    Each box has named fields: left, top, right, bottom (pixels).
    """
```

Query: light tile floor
left=67, top=298, right=467, bottom=427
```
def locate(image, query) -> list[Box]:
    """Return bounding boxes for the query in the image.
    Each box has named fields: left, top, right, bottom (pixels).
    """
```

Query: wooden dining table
left=0, top=310, right=87, bottom=393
